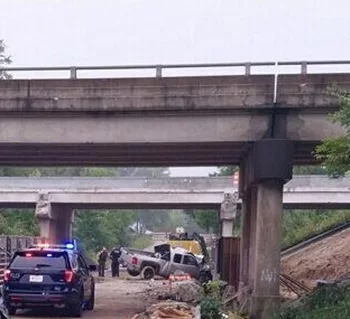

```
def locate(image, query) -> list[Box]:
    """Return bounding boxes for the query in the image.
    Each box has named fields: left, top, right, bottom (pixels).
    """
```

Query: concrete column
left=220, top=192, right=238, bottom=237
left=38, top=218, right=57, bottom=244
left=250, top=179, right=284, bottom=319
left=53, top=205, right=73, bottom=244
left=35, top=193, right=56, bottom=243
left=35, top=193, right=73, bottom=244
left=239, top=189, right=251, bottom=288
left=248, top=186, right=258, bottom=289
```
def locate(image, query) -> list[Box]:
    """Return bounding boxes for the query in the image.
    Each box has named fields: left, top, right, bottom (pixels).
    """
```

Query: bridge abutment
left=35, top=194, right=73, bottom=243
left=239, top=139, right=293, bottom=319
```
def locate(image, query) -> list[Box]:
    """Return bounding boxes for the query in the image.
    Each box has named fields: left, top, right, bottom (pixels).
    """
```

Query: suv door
left=76, top=254, right=91, bottom=301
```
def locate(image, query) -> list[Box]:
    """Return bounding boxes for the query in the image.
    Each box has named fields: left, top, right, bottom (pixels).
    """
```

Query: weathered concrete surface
left=0, top=74, right=347, bottom=165
left=0, top=76, right=275, bottom=111
left=0, top=175, right=348, bottom=209
left=250, top=180, right=283, bottom=318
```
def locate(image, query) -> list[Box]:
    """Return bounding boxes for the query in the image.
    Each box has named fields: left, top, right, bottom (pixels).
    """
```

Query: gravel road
left=13, top=276, right=160, bottom=319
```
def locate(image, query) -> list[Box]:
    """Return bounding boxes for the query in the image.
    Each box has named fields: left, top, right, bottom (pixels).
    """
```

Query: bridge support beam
left=239, top=139, right=293, bottom=319
left=35, top=194, right=73, bottom=244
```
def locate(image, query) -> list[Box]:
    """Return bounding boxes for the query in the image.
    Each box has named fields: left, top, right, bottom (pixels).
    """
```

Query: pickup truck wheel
left=141, top=266, right=155, bottom=280
left=127, top=269, right=140, bottom=277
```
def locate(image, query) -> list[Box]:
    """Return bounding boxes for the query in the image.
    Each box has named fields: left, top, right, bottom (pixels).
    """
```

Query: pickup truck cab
left=120, top=244, right=202, bottom=280
left=2, top=243, right=96, bottom=317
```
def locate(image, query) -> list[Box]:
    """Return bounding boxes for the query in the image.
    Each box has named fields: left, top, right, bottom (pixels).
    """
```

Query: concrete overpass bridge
left=0, top=60, right=348, bottom=166
left=0, top=175, right=348, bottom=211
left=2, top=60, right=350, bottom=318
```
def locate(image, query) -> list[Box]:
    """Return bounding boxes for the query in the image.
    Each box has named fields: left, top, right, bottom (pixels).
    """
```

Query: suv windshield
left=10, top=251, right=68, bottom=270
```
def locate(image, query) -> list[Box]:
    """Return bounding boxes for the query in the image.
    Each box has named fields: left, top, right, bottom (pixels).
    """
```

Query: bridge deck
left=0, top=175, right=347, bottom=210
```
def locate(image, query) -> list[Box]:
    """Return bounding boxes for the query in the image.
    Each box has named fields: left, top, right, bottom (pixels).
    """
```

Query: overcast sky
left=0, top=0, right=349, bottom=176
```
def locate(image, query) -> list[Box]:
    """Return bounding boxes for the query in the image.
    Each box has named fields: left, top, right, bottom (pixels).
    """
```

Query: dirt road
left=13, top=276, right=162, bottom=319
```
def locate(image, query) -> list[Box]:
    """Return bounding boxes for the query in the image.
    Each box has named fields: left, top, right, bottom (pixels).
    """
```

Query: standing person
left=110, top=246, right=121, bottom=278
left=97, top=247, right=108, bottom=277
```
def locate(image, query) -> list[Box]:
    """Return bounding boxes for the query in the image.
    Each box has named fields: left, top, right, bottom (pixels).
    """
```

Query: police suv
left=2, top=243, right=96, bottom=317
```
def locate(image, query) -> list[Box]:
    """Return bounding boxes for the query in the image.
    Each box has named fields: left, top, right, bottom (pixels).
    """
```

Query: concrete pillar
left=38, top=218, right=57, bottom=244
left=250, top=179, right=284, bottom=318
left=53, top=205, right=73, bottom=244
left=35, top=193, right=73, bottom=244
left=248, top=186, right=258, bottom=289
left=239, top=190, right=251, bottom=288
left=220, top=192, right=238, bottom=237
left=239, top=139, right=293, bottom=319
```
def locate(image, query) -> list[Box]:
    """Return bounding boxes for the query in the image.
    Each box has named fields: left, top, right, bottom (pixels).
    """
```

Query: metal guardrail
left=1, top=60, right=350, bottom=79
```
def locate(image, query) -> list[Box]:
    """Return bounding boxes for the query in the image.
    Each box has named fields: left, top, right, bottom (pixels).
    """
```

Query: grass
left=275, top=284, right=350, bottom=319
left=282, top=210, right=350, bottom=249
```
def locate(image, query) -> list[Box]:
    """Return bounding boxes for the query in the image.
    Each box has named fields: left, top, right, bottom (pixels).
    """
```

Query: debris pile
left=144, top=280, right=203, bottom=303
left=171, top=281, right=203, bottom=302
left=132, top=301, right=198, bottom=319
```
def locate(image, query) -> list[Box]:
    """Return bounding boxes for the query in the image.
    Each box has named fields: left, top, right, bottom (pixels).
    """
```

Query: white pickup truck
left=120, top=244, right=205, bottom=280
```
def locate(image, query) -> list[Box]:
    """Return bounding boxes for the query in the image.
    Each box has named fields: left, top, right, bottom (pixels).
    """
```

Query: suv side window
left=77, top=255, right=88, bottom=274
left=183, top=255, right=197, bottom=266
left=70, top=254, right=78, bottom=271
left=173, top=253, right=182, bottom=264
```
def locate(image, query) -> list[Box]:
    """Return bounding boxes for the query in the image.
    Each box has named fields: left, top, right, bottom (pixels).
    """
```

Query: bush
left=275, top=284, right=350, bottom=319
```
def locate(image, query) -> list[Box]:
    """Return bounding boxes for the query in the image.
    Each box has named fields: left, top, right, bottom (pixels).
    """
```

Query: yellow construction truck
left=168, top=232, right=204, bottom=257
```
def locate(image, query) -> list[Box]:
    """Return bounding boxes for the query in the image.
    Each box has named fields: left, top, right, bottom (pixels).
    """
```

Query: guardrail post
left=301, top=62, right=307, bottom=75
left=70, top=67, right=77, bottom=79
left=156, top=65, right=162, bottom=78
left=245, top=63, right=251, bottom=75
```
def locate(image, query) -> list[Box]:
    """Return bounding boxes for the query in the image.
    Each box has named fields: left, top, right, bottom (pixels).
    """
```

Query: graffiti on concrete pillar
left=260, top=268, right=278, bottom=284
left=220, top=192, right=238, bottom=220
left=35, top=192, right=52, bottom=219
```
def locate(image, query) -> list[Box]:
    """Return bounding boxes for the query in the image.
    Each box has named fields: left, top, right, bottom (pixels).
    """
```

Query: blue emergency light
left=65, top=243, right=74, bottom=250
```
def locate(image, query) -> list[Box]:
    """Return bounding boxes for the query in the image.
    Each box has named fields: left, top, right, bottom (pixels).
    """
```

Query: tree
left=0, top=39, right=12, bottom=79
left=315, top=88, right=350, bottom=177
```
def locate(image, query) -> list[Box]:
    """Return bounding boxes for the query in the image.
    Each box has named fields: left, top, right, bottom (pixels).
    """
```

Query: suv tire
left=86, top=284, right=95, bottom=311
left=7, top=307, right=16, bottom=316
left=70, top=291, right=83, bottom=317
left=141, top=266, right=155, bottom=280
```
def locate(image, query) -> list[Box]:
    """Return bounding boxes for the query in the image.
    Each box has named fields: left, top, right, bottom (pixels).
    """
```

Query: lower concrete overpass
left=0, top=175, right=348, bottom=210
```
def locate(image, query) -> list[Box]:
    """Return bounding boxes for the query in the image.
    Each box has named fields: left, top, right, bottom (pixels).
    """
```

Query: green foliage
left=293, top=166, right=326, bottom=175
left=0, top=210, right=39, bottom=236
left=74, top=209, right=137, bottom=253
left=200, top=297, right=222, bottom=319
left=0, top=39, right=12, bottom=79
left=315, top=87, right=350, bottom=177
left=191, top=210, right=219, bottom=233
left=275, top=284, right=350, bottom=319
left=214, top=166, right=238, bottom=176
left=282, top=210, right=350, bottom=249
left=0, top=166, right=177, bottom=254
left=129, top=235, right=154, bottom=249
left=200, top=280, right=227, bottom=319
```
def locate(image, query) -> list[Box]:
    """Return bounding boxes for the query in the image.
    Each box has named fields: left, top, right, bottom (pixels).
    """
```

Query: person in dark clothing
left=97, top=247, right=108, bottom=277
left=110, top=246, right=121, bottom=278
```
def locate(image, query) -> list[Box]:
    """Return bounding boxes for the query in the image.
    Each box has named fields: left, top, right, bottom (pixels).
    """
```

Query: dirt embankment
left=281, top=228, right=350, bottom=287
